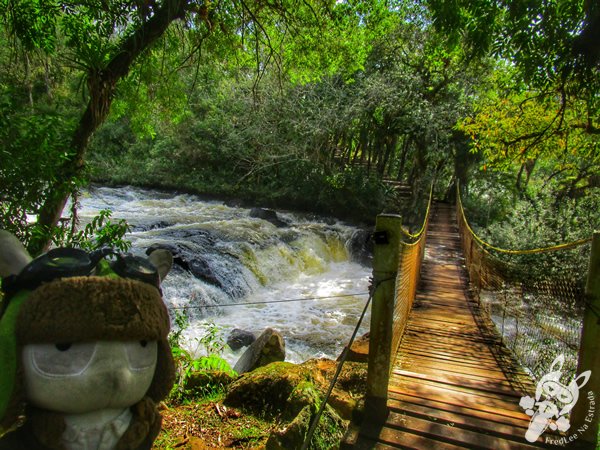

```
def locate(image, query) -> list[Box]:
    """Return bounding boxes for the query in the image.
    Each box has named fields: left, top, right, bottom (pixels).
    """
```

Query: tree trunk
left=396, top=137, right=410, bottom=181
left=32, top=0, right=188, bottom=254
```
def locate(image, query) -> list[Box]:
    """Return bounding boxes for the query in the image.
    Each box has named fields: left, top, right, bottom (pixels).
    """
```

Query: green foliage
left=427, top=0, right=598, bottom=90
left=198, top=321, right=226, bottom=356
left=50, top=208, right=131, bottom=252
left=168, top=316, right=236, bottom=403
left=462, top=177, right=598, bottom=285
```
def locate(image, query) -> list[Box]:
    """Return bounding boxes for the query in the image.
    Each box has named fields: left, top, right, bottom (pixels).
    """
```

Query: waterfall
left=78, top=186, right=372, bottom=365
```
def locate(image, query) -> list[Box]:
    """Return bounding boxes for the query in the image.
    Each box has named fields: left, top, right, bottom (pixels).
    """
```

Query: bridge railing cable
left=456, top=185, right=593, bottom=383
left=364, top=184, right=434, bottom=420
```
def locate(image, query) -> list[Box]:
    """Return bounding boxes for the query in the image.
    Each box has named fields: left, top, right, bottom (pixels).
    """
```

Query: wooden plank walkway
left=345, top=202, right=556, bottom=449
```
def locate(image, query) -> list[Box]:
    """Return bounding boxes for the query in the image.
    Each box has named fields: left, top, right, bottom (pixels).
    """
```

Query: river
left=77, top=186, right=372, bottom=366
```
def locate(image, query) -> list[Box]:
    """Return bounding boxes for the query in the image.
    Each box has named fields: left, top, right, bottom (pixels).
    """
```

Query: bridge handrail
left=456, top=184, right=599, bottom=447
left=364, top=183, right=434, bottom=420
left=399, top=183, right=434, bottom=242
left=457, top=185, right=592, bottom=254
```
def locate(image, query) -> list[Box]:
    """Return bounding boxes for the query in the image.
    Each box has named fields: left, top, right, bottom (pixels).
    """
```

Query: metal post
left=364, top=214, right=401, bottom=423
left=571, top=232, right=600, bottom=448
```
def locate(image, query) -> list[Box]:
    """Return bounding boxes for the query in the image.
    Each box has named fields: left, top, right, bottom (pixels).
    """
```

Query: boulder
left=338, top=332, right=369, bottom=363
left=347, top=229, right=373, bottom=266
left=184, top=370, right=236, bottom=395
left=328, top=388, right=358, bottom=420
left=188, top=258, right=222, bottom=288
left=301, top=359, right=368, bottom=400
left=223, top=359, right=366, bottom=449
left=249, top=208, right=288, bottom=228
left=224, top=198, right=245, bottom=208
left=227, top=328, right=256, bottom=350
left=233, top=328, right=285, bottom=374
left=265, top=403, right=345, bottom=450
left=225, top=362, right=305, bottom=412
left=145, top=241, right=230, bottom=292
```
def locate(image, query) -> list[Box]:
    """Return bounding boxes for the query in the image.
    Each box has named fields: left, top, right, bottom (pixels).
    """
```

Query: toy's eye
left=558, top=390, right=574, bottom=404
left=26, top=342, right=97, bottom=376
left=124, top=340, right=157, bottom=370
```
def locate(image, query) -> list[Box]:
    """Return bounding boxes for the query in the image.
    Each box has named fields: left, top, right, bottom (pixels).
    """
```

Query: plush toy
left=0, top=230, right=176, bottom=450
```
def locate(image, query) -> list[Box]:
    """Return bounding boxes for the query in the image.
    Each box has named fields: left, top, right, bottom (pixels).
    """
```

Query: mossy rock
left=301, top=359, right=367, bottom=396
left=285, top=380, right=321, bottom=420
left=224, top=362, right=311, bottom=414
left=265, top=403, right=345, bottom=450
left=184, top=370, right=236, bottom=395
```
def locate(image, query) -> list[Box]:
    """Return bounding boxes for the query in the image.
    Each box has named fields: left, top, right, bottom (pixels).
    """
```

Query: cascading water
left=78, top=186, right=372, bottom=365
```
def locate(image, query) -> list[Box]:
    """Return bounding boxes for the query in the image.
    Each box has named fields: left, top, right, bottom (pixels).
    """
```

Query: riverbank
left=87, top=145, right=388, bottom=226
left=154, top=358, right=368, bottom=449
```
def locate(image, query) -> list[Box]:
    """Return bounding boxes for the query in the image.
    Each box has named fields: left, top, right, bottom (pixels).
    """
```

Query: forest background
left=0, top=0, right=598, bottom=265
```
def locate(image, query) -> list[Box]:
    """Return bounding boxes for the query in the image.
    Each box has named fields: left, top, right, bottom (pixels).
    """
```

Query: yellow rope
left=457, top=185, right=592, bottom=255
left=400, top=183, right=434, bottom=242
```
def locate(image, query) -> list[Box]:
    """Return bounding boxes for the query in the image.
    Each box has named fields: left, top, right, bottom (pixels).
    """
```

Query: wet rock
left=233, top=328, right=286, bottom=374
left=224, top=198, right=245, bottom=208
left=132, top=220, right=171, bottom=232
left=347, top=228, right=373, bottom=266
left=249, top=207, right=288, bottom=228
left=227, top=328, right=256, bottom=350
left=189, top=258, right=222, bottom=288
left=145, top=229, right=252, bottom=298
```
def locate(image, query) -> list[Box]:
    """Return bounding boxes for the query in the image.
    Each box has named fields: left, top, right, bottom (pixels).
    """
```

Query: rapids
left=78, top=186, right=372, bottom=365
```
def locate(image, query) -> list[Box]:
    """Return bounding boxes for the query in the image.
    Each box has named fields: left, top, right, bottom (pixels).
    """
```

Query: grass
left=153, top=395, right=278, bottom=449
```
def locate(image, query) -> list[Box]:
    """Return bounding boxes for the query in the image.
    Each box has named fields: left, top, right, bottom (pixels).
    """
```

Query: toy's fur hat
left=0, top=230, right=175, bottom=431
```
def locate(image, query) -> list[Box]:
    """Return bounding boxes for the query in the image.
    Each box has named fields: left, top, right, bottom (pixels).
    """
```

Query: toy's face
left=22, top=340, right=157, bottom=414
left=540, top=379, right=577, bottom=408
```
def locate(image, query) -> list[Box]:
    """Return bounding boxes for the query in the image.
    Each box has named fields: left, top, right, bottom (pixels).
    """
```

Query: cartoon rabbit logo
left=519, top=354, right=591, bottom=443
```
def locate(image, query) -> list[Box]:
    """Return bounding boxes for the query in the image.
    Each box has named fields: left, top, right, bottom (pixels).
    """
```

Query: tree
left=1, top=0, right=366, bottom=253
left=426, top=0, right=599, bottom=137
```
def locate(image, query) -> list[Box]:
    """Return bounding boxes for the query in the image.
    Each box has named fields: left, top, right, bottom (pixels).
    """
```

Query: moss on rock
left=224, top=362, right=310, bottom=414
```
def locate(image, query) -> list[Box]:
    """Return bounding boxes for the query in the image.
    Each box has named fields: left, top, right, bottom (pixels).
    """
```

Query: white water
left=77, top=186, right=371, bottom=365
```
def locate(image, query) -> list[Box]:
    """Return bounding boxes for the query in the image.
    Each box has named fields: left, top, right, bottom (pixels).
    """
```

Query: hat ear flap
left=146, top=339, right=175, bottom=402
left=0, top=230, right=32, bottom=279
left=147, top=249, right=173, bottom=282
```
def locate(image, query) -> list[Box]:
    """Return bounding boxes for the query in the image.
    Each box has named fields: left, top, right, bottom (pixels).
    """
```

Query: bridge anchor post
left=364, top=214, right=401, bottom=423
left=571, top=231, right=600, bottom=449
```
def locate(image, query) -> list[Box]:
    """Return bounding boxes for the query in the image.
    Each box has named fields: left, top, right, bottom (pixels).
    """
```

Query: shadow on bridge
left=341, top=201, right=598, bottom=449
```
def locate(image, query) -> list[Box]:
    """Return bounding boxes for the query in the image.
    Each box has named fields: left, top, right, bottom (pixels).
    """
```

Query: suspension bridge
left=336, top=188, right=599, bottom=450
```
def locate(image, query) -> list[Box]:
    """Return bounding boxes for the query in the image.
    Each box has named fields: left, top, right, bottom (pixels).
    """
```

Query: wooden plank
left=351, top=202, right=552, bottom=449
left=397, top=348, right=509, bottom=370
left=387, top=390, right=532, bottom=429
left=390, top=374, right=525, bottom=406
left=386, top=397, right=563, bottom=447
left=358, top=423, right=472, bottom=450
left=398, top=345, right=500, bottom=365
left=392, top=369, right=521, bottom=397
left=388, top=376, right=532, bottom=424
left=393, top=362, right=522, bottom=389
left=379, top=412, right=544, bottom=450
left=401, top=336, right=500, bottom=357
